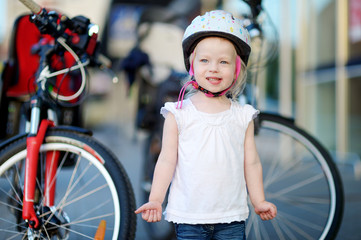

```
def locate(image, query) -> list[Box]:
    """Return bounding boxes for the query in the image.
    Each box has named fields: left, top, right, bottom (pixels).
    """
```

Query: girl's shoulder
left=231, top=101, right=260, bottom=123
left=160, top=99, right=193, bottom=118
left=232, top=101, right=257, bottom=110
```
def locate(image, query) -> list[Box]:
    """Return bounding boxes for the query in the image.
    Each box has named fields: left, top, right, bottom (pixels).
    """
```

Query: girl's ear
left=189, top=52, right=195, bottom=76
left=234, top=55, right=241, bottom=79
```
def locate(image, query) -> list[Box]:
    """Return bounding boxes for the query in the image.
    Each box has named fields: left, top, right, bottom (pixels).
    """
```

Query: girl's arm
left=244, top=120, right=277, bottom=220
left=135, top=113, right=178, bottom=222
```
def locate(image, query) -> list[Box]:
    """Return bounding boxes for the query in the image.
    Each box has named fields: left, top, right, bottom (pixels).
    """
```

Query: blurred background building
left=0, top=0, right=360, bottom=165
left=295, top=0, right=361, bottom=165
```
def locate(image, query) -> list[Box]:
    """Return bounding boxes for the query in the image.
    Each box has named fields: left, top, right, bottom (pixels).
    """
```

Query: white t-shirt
left=160, top=99, right=259, bottom=224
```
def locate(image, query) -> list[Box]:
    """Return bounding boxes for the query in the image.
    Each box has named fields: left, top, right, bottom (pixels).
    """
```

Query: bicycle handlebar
left=19, top=0, right=42, bottom=14
left=17, top=0, right=116, bottom=103
left=19, top=0, right=99, bottom=57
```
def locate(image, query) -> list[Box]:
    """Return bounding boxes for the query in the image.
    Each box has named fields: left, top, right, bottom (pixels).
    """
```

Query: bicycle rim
left=246, top=113, right=343, bottom=240
left=0, top=130, right=135, bottom=239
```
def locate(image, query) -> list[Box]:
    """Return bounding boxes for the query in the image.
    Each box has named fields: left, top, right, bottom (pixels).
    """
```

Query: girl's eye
left=200, top=59, right=208, bottom=63
left=220, top=60, right=229, bottom=64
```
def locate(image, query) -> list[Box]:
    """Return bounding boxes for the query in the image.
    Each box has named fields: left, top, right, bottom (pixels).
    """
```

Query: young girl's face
left=192, top=37, right=238, bottom=94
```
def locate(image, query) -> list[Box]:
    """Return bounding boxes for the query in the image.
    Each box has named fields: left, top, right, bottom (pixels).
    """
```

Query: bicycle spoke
left=40, top=226, right=52, bottom=240
left=62, top=212, right=114, bottom=227
left=276, top=212, right=315, bottom=239
left=64, top=222, right=112, bottom=231
left=275, top=193, right=330, bottom=205
left=49, top=224, right=94, bottom=239
left=263, top=152, right=316, bottom=189
left=256, top=218, right=270, bottom=240
left=273, top=173, right=324, bottom=196
left=260, top=146, right=301, bottom=188
left=248, top=214, right=262, bottom=239
left=45, top=150, right=70, bottom=191
left=3, top=173, right=23, bottom=206
left=72, top=198, right=112, bottom=222
left=1, top=225, right=27, bottom=240
left=54, top=154, right=85, bottom=215
left=43, top=213, right=115, bottom=239
left=35, top=177, right=44, bottom=203
left=0, top=218, right=27, bottom=231
left=64, top=153, right=83, bottom=194
left=5, top=230, right=26, bottom=240
left=38, top=151, right=71, bottom=225
left=269, top=219, right=286, bottom=240
left=0, top=200, right=22, bottom=213
left=67, top=171, right=102, bottom=201
left=53, top=160, right=102, bottom=215
left=274, top=217, right=298, bottom=239
left=39, top=219, right=94, bottom=239
left=246, top=208, right=258, bottom=237
left=284, top=211, right=323, bottom=231
left=39, top=182, right=109, bottom=223
left=59, top=184, right=109, bottom=209
left=37, top=150, right=70, bottom=209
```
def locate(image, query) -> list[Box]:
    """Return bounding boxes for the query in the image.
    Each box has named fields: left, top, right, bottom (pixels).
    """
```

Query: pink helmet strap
left=188, top=52, right=195, bottom=76
left=176, top=79, right=198, bottom=109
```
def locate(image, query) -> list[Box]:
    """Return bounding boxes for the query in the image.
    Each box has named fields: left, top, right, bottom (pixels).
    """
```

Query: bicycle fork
left=22, top=98, right=59, bottom=229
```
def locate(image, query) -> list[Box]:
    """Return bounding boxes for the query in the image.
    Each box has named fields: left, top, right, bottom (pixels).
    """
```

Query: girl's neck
left=190, top=92, right=231, bottom=114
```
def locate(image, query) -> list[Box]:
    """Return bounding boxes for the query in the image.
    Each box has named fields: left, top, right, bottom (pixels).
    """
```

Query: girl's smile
left=206, top=77, right=222, bottom=85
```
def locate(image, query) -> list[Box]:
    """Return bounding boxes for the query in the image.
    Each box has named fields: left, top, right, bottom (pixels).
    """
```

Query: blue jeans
left=174, top=221, right=246, bottom=240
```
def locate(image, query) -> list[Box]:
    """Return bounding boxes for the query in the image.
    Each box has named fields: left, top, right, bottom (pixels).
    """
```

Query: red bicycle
left=0, top=0, right=136, bottom=239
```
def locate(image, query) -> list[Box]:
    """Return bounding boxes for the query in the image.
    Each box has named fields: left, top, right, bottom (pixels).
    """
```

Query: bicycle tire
left=0, top=129, right=136, bottom=239
left=141, top=133, right=175, bottom=240
left=247, top=113, right=344, bottom=240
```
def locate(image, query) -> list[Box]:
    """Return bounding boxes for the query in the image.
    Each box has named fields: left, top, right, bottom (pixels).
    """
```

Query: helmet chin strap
left=192, top=77, right=234, bottom=97
left=176, top=55, right=241, bottom=109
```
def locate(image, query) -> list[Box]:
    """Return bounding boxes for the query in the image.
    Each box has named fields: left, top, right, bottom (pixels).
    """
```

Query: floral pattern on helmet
left=183, top=10, right=250, bottom=46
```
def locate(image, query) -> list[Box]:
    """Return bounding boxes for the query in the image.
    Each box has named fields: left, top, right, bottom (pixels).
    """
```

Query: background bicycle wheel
left=246, top=113, right=343, bottom=239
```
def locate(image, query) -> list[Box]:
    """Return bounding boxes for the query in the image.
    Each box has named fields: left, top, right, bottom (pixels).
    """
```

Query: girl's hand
left=254, top=201, right=277, bottom=221
left=135, top=201, right=163, bottom=222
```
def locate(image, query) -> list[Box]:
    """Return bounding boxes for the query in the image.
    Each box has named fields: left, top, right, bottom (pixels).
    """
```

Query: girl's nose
left=209, top=62, right=219, bottom=72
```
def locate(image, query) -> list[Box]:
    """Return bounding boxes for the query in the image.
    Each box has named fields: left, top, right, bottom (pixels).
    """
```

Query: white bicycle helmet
left=182, top=10, right=251, bottom=71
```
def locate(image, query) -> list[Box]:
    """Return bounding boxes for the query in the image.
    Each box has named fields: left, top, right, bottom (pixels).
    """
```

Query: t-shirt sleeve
left=160, top=101, right=182, bottom=133
left=242, top=104, right=260, bottom=124
left=160, top=102, right=178, bottom=119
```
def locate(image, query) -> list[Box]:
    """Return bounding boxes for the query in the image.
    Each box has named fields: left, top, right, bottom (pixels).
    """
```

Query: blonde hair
left=227, top=60, right=247, bottom=101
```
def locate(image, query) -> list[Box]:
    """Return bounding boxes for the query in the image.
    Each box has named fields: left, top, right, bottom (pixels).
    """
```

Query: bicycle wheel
left=0, top=129, right=136, bottom=239
left=247, top=113, right=344, bottom=240
left=141, top=133, right=175, bottom=240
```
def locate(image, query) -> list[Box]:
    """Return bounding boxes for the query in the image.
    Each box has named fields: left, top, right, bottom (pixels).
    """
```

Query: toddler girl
left=135, top=10, right=277, bottom=239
